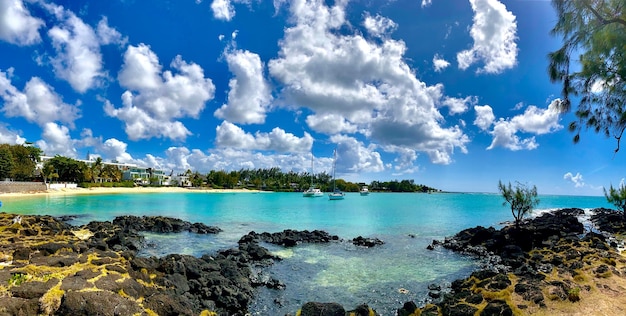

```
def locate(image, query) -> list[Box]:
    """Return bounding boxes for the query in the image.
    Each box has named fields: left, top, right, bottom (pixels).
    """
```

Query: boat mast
left=332, top=149, right=337, bottom=191
left=310, top=154, right=314, bottom=188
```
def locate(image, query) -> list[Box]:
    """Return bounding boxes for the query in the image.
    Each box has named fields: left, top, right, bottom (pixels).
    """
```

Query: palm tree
left=91, top=157, right=102, bottom=183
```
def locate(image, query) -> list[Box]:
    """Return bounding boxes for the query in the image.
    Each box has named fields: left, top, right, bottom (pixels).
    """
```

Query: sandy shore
left=0, top=186, right=263, bottom=199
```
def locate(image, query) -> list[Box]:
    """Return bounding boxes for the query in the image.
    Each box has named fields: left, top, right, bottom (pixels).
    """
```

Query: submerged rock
left=352, top=236, right=384, bottom=247
left=241, top=229, right=339, bottom=247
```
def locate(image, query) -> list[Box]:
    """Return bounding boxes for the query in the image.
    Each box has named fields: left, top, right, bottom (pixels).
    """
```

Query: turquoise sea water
left=0, top=192, right=613, bottom=314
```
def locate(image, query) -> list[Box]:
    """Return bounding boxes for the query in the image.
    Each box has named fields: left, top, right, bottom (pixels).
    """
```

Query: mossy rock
left=480, top=300, right=513, bottom=316
left=420, top=304, right=439, bottom=316
left=57, top=290, right=145, bottom=316
left=442, top=303, right=477, bottom=316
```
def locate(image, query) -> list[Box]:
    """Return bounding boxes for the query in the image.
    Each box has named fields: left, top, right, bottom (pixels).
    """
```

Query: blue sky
left=0, top=0, right=623, bottom=195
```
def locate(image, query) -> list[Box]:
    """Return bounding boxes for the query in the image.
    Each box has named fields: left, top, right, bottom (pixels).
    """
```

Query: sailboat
left=303, top=154, right=323, bottom=197
left=328, top=149, right=345, bottom=200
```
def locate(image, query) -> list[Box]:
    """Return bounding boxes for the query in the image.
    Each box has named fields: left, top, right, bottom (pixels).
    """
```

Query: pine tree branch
left=584, top=2, right=626, bottom=27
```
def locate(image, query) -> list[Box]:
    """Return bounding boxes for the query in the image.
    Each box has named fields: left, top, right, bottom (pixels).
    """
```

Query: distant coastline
left=0, top=186, right=264, bottom=199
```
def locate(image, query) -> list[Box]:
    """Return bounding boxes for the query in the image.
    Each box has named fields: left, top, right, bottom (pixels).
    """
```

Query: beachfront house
left=122, top=167, right=171, bottom=186
left=37, top=155, right=170, bottom=186
left=171, top=174, right=192, bottom=187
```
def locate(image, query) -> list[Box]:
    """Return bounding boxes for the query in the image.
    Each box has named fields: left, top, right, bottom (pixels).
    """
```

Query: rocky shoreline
left=396, top=208, right=626, bottom=316
left=1, top=208, right=625, bottom=315
left=0, top=212, right=384, bottom=315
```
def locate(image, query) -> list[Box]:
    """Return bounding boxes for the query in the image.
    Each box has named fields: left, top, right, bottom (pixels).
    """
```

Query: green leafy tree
left=9, top=144, right=41, bottom=180
left=549, top=0, right=626, bottom=152
left=43, top=156, right=83, bottom=182
left=604, top=184, right=626, bottom=220
left=0, top=145, right=15, bottom=180
left=498, top=180, right=540, bottom=228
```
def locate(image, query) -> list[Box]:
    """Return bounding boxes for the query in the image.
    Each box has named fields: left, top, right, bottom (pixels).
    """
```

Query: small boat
left=328, top=149, right=345, bottom=200
left=303, top=187, right=324, bottom=197
left=303, top=154, right=323, bottom=197
left=359, top=185, right=370, bottom=196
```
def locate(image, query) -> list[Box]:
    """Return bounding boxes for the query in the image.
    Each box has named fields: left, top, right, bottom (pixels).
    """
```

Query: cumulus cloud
left=0, top=69, right=80, bottom=127
left=100, top=138, right=134, bottom=163
left=482, top=99, right=562, bottom=150
left=473, top=104, right=495, bottom=131
left=96, top=16, right=127, bottom=46
left=564, top=172, right=585, bottom=188
left=384, top=145, right=419, bottom=175
left=511, top=99, right=562, bottom=135
left=210, top=0, right=248, bottom=21
left=41, top=2, right=124, bottom=93
left=457, top=0, right=517, bottom=73
left=268, top=0, right=469, bottom=165
left=0, top=0, right=44, bottom=45
left=442, top=96, right=475, bottom=115
left=330, top=134, right=385, bottom=173
left=421, top=0, right=433, bottom=8
left=363, top=13, right=397, bottom=38
left=214, top=48, right=272, bottom=124
left=215, top=121, right=313, bottom=153
left=211, top=0, right=234, bottom=20
left=306, top=113, right=358, bottom=135
left=106, top=44, right=215, bottom=141
left=487, top=119, right=537, bottom=151
left=433, top=54, right=450, bottom=72
left=0, top=124, right=26, bottom=144
left=158, top=146, right=329, bottom=174
left=36, top=123, right=77, bottom=157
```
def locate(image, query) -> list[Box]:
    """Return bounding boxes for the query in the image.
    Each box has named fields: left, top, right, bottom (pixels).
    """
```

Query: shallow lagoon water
left=0, top=192, right=612, bottom=314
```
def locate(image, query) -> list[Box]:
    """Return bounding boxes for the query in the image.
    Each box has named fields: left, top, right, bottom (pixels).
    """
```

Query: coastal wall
left=0, top=181, right=47, bottom=193
left=48, top=183, right=78, bottom=190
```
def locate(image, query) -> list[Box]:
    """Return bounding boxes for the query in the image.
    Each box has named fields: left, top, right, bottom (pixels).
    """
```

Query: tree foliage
left=549, top=0, right=626, bottom=152
left=604, top=184, right=626, bottom=219
left=498, top=180, right=540, bottom=228
left=44, top=156, right=86, bottom=183
left=0, top=144, right=41, bottom=180
left=0, top=145, right=15, bottom=180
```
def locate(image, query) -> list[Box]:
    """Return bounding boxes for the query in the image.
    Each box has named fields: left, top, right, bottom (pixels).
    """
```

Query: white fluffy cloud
left=421, top=0, right=433, bottom=8
left=511, top=99, right=562, bottom=135
left=36, top=123, right=77, bottom=157
left=96, top=16, right=127, bottom=46
left=363, top=13, right=397, bottom=38
left=564, top=172, right=585, bottom=188
left=268, top=0, right=469, bottom=165
left=473, top=104, right=495, bottom=131
left=210, top=0, right=248, bottom=21
left=442, top=96, right=475, bottom=115
left=0, top=69, right=80, bottom=127
left=330, top=134, right=385, bottom=173
left=305, top=113, right=358, bottom=135
left=457, top=0, right=517, bottom=73
left=433, top=54, right=450, bottom=72
left=480, top=99, right=562, bottom=150
left=100, top=138, right=134, bottom=163
left=42, top=3, right=124, bottom=93
left=159, top=146, right=329, bottom=174
left=214, top=49, right=272, bottom=124
left=211, top=0, right=235, bottom=20
left=487, top=119, right=537, bottom=151
left=106, top=44, right=215, bottom=141
left=0, top=0, right=43, bottom=45
left=215, top=121, right=313, bottom=153
left=0, top=124, right=25, bottom=144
